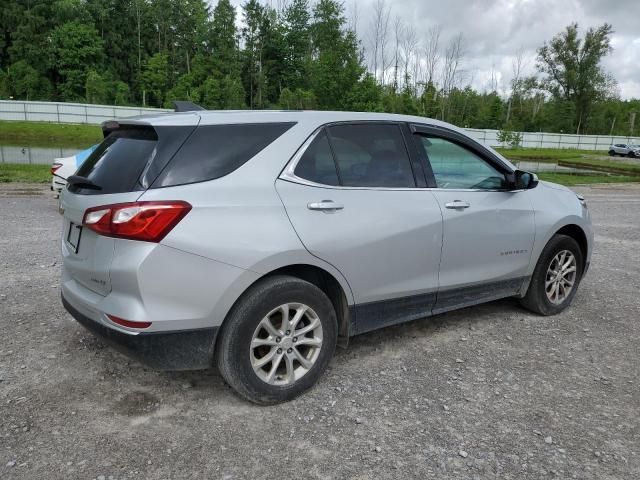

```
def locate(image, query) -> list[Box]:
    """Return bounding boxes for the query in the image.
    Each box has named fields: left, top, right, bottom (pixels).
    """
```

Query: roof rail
left=173, top=101, right=205, bottom=112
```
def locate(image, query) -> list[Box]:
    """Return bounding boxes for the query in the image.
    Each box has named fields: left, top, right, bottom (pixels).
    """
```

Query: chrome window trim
left=279, top=122, right=521, bottom=194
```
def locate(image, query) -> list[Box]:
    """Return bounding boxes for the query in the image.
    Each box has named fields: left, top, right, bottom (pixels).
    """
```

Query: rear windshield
left=69, top=127, right=158, bottom=195
left=152, top=122, right=296, bottom=188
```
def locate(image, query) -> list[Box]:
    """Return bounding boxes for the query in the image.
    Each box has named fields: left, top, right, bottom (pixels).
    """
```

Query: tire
left=216, top=275, right=338, bottom=405
left=520, top=234, right=584, bottom=316
left=608, top=150, right=615, bottom=156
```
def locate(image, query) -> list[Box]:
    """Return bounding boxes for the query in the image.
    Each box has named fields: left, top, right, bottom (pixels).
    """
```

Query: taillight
left=83, top=201, right=191, bottom=242
left=51, top=163, right=63, bottom=175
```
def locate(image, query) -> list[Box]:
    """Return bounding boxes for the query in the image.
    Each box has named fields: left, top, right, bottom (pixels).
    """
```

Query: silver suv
left=608, top=143, right=640, bottom=157
left=60, top=111, right=593, bottom=404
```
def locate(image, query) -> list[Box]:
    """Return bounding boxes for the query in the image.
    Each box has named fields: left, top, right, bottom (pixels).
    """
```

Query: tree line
left=0, top=0, right=638, bottom=136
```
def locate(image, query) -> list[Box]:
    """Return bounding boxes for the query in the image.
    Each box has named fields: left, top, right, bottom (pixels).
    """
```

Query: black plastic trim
left=349, top=277, right=528, bottom=336
left=350, top=292, right=437, bottom=335
left=62, top=294, right=217, bottom=370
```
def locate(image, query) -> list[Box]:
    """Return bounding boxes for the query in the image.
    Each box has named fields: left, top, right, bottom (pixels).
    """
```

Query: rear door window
left=326, top=124, right=415, bottom=188
left=153, top=122, right=296, bottom=187
left=70, top=127, right=158, bottom=195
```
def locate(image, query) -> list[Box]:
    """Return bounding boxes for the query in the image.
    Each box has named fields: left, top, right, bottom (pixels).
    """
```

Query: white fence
left=1, top=100, right=639, bottom=151
left=0, top=100, right=169, bottom=124
left=464, top=128, right=640, bottom=152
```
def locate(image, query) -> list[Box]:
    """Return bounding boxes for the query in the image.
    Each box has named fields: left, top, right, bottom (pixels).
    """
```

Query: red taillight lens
left=83, top=201, right=191, bottom=242
left=51, top=163, right=63, bottom=175
left=107, top=314, right=152, bottom=329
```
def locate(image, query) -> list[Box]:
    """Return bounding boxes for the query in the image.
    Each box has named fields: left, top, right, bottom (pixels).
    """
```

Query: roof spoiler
left=173, top=101, right=204, bottom=112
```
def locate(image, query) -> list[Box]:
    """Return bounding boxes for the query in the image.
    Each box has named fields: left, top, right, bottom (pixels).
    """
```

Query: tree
left=49, top=21, right=104, bottom=101
left=310, top=0, right=365, bottom=110
left=536, top=23, right=615, bottom=134
left=210, top=0, right=239, bottom=77
left=85, top=70, right=108, bottom=104
left=6, top=61, right=49, bottom=100
left=140, top=53, right=169, bottom=106
left=282, top=0, right=311, bottom=91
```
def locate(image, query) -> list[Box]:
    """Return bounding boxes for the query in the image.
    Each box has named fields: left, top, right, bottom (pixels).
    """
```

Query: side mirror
left=508, top=170, right=538, bottom=190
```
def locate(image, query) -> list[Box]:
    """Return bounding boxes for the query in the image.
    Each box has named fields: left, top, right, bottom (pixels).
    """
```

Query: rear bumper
left=62, top=294, right=218, bottom=370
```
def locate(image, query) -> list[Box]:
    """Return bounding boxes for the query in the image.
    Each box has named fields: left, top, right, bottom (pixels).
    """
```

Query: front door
left=411, top=131, right=536, bottom=314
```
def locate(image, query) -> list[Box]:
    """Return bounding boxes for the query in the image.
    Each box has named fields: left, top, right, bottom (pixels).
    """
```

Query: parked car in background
left=59, top=111, right=593, bottom=404
left=51, top=145, right=99, bottom=196
left=608, top=143, right=640, bottom=157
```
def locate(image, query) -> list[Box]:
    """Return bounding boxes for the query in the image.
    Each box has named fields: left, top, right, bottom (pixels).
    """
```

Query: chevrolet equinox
left=60, top=111, right=593, bottom=404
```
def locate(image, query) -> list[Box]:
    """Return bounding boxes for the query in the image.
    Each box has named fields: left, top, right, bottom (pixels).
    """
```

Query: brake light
left=51, top=163, right=63, bottom=175
left=83, top=201, right=191, bottom=242
left=107, top=314, right=152, bottom=329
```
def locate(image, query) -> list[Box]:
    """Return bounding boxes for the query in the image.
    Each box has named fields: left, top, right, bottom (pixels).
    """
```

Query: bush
left=497, top=129, right=523, bottom=148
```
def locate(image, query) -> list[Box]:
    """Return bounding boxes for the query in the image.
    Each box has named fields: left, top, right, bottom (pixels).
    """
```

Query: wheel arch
left=219, top=263, right=354, bottom=348
left=554, top=224, right=589, bottom=270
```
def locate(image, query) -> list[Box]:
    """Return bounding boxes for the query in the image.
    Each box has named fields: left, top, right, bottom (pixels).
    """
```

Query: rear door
left=410, top=125, right=535, bottom=313
left=276, top=122, right=443, bottom=334
left=60, top=124, right=194, bottom=296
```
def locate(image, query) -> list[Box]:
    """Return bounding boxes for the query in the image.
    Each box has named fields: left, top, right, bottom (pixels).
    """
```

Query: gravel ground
left=1, top=182, right=638, bottom=480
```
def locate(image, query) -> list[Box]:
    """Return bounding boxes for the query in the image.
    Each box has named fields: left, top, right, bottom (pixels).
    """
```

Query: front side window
left=417, top=136, right=506, bottom=190
left=327, top=124, right=415, bottom=188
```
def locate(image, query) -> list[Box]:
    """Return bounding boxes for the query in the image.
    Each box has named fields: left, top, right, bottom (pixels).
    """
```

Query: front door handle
left=445, top=200, right=471, bottom=210
left=307, top=200, right=344, bottom=212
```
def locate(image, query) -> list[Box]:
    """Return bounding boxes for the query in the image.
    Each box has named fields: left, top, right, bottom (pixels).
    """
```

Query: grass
left=0, top=121, right=102, bottom=148
left=536, top=172, right=638, bottom=186
left=0, top=163, right=51, bottom=183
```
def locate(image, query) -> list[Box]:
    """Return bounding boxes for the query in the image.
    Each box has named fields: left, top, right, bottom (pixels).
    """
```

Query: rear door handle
left=445, top=200, right=471, bottom=210
left=307, top=200, right=344, bottom=212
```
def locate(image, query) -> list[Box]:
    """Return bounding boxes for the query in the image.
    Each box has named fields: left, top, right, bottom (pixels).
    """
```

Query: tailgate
left=60, top=190, right=142, bottom=296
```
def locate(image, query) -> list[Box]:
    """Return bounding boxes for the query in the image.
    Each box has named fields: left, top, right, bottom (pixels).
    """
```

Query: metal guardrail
left=0, top=100, right=638, bottom=152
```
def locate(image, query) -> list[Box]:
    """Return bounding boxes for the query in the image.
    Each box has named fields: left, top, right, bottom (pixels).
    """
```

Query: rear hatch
left=60, top=120, right=198, bottom=296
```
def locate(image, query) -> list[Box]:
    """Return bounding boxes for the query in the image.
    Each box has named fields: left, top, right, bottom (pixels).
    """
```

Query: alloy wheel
left=545, top=250, right=577, bottom=305
left=250, top=303, right=323, bottom=386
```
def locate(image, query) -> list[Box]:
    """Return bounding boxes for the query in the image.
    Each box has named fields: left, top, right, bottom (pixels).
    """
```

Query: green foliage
left=6, top=61, right=51, bottom=100
left=49, top=21, right=105, bottom=101
left=0, top=2, right=637, bottom=138
left=537, top=23, right=615, bottom=134
left=279, top=88, right=317, bottom=110
left=497, top=129, right=523, bottom=148
left=140, top=53, right=169, bottom=107
left=85, top=70, right=108, bottom=104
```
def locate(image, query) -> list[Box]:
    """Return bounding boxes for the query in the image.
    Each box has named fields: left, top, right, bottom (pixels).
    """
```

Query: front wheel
left=608, top=150, right=615, bottom=156
left=520, top=234, right=584, bottom=315
left=216, top=275, right=338, bottom=405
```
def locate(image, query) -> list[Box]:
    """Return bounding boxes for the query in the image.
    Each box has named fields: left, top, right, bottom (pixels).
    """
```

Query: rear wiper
left=67, top=175, right=102, bottom=191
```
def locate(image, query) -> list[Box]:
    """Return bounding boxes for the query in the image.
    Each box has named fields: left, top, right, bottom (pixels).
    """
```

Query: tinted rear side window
left=70, top=127, right=158, bottom=195
left=153, top=122, right=295, bottom=187
left=327, top=124, right=415, bottom=188
left=293, top=131, right=339, bottom=186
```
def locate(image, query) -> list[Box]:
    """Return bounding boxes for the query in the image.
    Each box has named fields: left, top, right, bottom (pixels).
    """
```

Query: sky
left=226, top=0, right=640, bottom=100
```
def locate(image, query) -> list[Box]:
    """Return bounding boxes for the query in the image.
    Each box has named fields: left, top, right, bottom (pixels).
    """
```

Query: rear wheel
left=520, top=234, right=584, bottom=315
left=216, top=275, right=337, bottom=405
